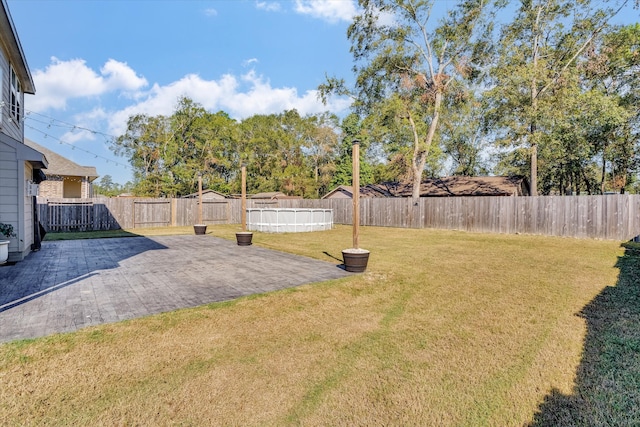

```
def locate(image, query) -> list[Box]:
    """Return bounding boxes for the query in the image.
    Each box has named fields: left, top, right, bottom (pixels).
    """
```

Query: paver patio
left=0, top=235, right=350, bottom=343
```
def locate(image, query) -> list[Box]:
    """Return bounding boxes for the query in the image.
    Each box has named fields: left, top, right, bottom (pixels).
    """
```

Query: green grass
left=2, top=225, right=635, bottom=425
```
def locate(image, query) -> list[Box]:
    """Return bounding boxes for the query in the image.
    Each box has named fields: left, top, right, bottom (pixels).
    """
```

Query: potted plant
left=0, top=222, right=15, bottom=265
left=342, top=247, right=370, bottom=273
left=193, top=224, right=207, bottom=235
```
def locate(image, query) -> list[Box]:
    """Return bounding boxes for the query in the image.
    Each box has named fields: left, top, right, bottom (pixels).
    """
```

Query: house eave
left=1, top=133, right=48, bottom=168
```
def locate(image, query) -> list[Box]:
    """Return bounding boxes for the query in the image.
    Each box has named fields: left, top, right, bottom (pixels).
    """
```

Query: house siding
left=0, top=1, right=41, bottom=262
left=38, top=176, right=94, bottom=199
left=0, top=140, right=17, bottom=251
left=0, top=6, right=28, bottom=257
left=22, top=161, right=32, bottom=253
left=0, top=47, right=23, bottom=142
left=39, top=178, right=63, bottom=198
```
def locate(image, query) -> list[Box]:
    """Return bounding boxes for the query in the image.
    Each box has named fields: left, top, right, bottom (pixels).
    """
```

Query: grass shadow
left=43, top=229, right=141, bottom=241
left=528, top=242, right=640, bottom=425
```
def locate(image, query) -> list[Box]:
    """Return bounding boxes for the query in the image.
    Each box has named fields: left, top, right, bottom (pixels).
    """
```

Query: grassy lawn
left=2, top=225, right=637, bottom=425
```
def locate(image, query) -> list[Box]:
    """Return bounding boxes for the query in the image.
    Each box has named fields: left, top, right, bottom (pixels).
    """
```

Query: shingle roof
left=250, top=192, right=301, bottom=200
left=182, top=189, right=227, bottom=199
left=24, top=139, right=98, bottom=181
left=321, top=185, right=393, bottom=199
left=323, top=176, right=529, bottom=198
left=381, top=176, right=529, bottom=197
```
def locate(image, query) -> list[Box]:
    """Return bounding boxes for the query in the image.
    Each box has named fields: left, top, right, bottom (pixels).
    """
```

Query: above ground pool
left=246, top=208, right=333, bottom=233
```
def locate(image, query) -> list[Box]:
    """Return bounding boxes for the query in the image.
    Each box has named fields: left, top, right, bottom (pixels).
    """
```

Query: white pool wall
left=246, top=208, right=333, bottom=233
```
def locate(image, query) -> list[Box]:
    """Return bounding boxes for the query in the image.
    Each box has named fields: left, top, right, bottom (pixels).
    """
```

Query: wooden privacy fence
left=44, top=200, right=93, bottom=232
left=38, top=197, right=234, bottom=231
left=38, top=194, right=640, bottom=241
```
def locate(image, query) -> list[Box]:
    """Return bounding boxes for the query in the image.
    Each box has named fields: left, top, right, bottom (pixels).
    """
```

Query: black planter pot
left=342, top=249, right=370, bottom=273
left=236, top=231, right=253, bottom=246
left=194, top=224, right=207, bottom=235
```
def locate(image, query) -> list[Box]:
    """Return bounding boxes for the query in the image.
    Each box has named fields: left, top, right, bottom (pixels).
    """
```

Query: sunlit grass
left=2, top=225, right=628, bottom=425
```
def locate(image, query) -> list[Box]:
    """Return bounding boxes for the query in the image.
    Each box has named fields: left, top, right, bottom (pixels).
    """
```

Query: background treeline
left=99, top=1, right=639, bottom=199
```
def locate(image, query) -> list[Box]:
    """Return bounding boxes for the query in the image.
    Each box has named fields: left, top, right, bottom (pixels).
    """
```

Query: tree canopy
left=112, top=1, right=639, bottom=197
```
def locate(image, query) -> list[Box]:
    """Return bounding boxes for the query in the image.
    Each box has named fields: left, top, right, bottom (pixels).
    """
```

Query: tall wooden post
left=352, top=139, right=360, bottom=249
left=197, top=173, right=203, bottom=224
left=241, top=165, right=247, bottom=232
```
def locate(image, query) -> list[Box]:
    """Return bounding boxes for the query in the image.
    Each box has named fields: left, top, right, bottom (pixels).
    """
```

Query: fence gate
left=133, top=200, right=171, bottom=228
left=46, top=200, right=93, bottom=232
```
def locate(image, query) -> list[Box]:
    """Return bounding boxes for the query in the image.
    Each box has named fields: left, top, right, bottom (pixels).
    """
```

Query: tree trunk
left=600, top=155, right=606, bottom=194
left=529, top=2, right=542, bottom=197
left=410, top=91, right=442, bottom=203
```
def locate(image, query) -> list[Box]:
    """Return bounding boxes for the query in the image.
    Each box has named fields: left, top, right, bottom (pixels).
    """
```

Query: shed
left=251, top=192, right=302, bottom=200
left=182, top=189, right=227, bottom=199
left=321, top=185, right=393, bottom=199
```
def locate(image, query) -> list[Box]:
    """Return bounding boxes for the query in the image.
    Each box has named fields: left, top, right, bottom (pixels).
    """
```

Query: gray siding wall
left=0, top=47, right=23, bottom=142
left=0, top=140, right=18, bottom=251
left=22, top=162, right=32, bottom=253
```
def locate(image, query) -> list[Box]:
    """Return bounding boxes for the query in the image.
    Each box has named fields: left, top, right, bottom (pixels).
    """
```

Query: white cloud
left=109, top=71, right=351, bottom=135
left=107, top=70, right=350, bottom=136
left=204, top=8, right=218, bottom=16
left=30, top=57, right=148, bottom=111
left=28, top=57, right=350, bottom=138
left=100, top=59, right=148, bottom=92
left=243, top=58, right=259, bottom=67
left=256, top=1, right=281, bottom=12
left=294, top=0, right=357, bottom=23
left=59, top=108, right=110, bottom=145
left=60, top=128, right=95, bottom=144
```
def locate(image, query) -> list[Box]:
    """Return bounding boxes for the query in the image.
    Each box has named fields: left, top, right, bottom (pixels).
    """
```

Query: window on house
left=10, top=66, right=21, bottom=121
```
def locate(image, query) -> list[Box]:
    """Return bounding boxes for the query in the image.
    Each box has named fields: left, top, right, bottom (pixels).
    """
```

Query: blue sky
left=9, top=0, right=357, bottom=185
left=7, top=0, right=639, bottom=186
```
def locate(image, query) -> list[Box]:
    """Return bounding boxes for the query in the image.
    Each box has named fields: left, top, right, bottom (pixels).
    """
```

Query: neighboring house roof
left=321, top=185, right=393, bottom=199
left=322, top=176, right=529, bottom=199
left=251, top=192, right=302, bottom=200
left=0, top=0, right=35, bottom=94
left=182, top=189, right=227, bottom=199
left=24, top=138, right=99, bottom=181
left=386, top=176, right=530, bottom=197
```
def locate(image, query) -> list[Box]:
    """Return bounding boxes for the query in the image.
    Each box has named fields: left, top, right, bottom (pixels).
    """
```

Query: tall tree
left=582, top=23, right=640, bottom=193
left=112, top=113, right=172, bottom=197
left=238, top=110, right=323, bottom=197
left=332, top=113, right=374, bottom=188
left=440, top=91, right=488, bottom=176
left=113, top=97, right=240, bottom=197
left=321, top=0, right=493, bottom=201
left=303, top=112, right=341, bottom=197
left=486, top=0, right=630, bottom=195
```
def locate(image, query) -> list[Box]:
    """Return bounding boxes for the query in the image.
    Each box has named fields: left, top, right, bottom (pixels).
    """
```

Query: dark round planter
left=193, top=224, right=207, bottom=235
left=342, top=249, right=370, bottom=273
left=236, top=231, right=253, bottom=246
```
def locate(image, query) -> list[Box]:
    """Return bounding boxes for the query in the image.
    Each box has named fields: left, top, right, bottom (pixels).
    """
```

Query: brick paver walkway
left=0, top=235, right=349, bottom=343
